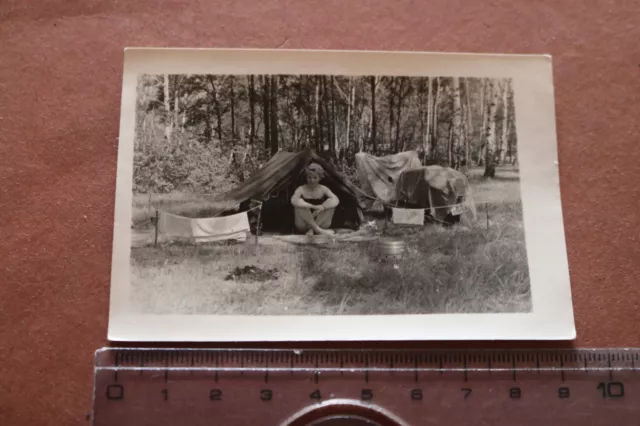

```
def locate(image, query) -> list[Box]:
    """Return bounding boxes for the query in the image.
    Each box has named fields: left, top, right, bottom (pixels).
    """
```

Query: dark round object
left=284, top=401, right=405, bottom=426
left=306, top=415, right=383, bottom=426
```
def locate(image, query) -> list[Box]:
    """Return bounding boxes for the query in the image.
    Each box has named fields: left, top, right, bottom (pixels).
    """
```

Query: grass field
left=129, top=166, right=531, bottom=315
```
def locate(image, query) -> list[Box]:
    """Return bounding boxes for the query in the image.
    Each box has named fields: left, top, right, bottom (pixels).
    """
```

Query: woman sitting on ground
left=291, top=164, right=340, bottom=236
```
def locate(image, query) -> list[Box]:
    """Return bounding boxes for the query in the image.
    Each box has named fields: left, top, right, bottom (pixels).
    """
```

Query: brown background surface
left=1, top=1, right=639, bottom=424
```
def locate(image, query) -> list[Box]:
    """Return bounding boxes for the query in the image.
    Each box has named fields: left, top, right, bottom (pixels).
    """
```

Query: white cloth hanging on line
left=156, top=210, right=251, bottom=243
left=391, top=207, right=425, bottom=225
left=157, top=211, right=193, bottom=236
left=190, top=211, right=251, bottom=242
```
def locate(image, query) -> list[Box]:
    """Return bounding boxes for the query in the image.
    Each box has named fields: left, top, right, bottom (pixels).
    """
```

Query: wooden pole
left=255, top=204, right=262, bottom=245
left=154, top=209, right=159, bottom=247
left=383, top=205, right=388, bottom=236
left=485, top=203, right=489, bottom=230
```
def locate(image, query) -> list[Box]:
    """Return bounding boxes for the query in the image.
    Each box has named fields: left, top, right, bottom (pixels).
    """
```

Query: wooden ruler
left=91, top=348, right=639, bottom=425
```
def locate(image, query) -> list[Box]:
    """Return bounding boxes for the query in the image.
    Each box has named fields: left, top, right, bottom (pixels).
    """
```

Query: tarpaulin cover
left=395, top=165, right=477, bottom=221
left=354, top=151, right=422, bottom=209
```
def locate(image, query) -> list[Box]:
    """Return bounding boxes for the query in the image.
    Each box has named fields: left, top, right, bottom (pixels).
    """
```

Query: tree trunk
left=499, top=80, right=509, bottom=164
left=296, top=77, right=303, bottom=149
left=210, top=77, right=223, bottom=141
left=331, top=77, right=338, bottom=154
left=370, top=76, right=377, bottom=154
left=388, top=79, right=395, bottom=152
left=347, top=77, right=354, bottom=152
left=269, top=75, right=279, bottom=155
left=173, top=77, right=181, bottom=140
left=462, top=106, right=469, bottom=169
left=464, top=78, right=473, bottom=167
left=404, top=121, right=417, bottom=152
left=396, top=78, right=404, bottom=153
left=163, top=74, right=173, bottom=144
left=204, top=103, right=212, bottom=144
left=506, top=112, right=514, bottom=164
left=506, top=86, right=515, bottom=165
left=318, top=78, right=325, bottom=152
left=418, top=80, right=425, bottom=155
left=506, top=115, right=512, bottom=163
left=447, top=124, right=453, bottom=167
left=431, top=77, right=441, bottom=162
left=359, top=107, right=367, bottom=153
left=424, top=77, right=433, bottom=157
left=478, top=79, right=487, bottom=166
left=451, top=77, right=463, bottom=169
left=230, top=77, right=236, bottom=141
left=263, top=75, right=270, bottom=150
left=314, top=78, right=321, bottom=151
left=249, top=75, right=256, bottom=145
left=283, top=78, right=295, bottom=149
left=305, top=76, right=312, bottom=148
left=322, top=76, right=332, bottom=154
left=484, top=80, right=499, bottom=177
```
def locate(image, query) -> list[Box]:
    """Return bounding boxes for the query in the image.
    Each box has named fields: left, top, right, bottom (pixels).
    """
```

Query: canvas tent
left=216, top=148, right=365, bottom=234
left=354, top=151, right=422, bottom=210
left=395, top=165, right=477, bottom=223
left=355, top=151, right=476, bottom=224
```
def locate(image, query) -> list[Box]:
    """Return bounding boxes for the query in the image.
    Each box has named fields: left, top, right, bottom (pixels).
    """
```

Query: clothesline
left=153, top=200, right=263, bottom=220
left=352, top=184, right=490, bottom=212
left=151, top=192, right=492, bottom=221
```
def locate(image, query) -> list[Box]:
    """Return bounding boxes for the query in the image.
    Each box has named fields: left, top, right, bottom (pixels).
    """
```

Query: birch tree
left=478, top=79, right=487, bottom=166
left=386, top=78, right=395, bottom=151
left=249, top=75, right=256, bottom=145
left=163, top=74, right=173, bottom=144
left=173, top=78, right=181, bottom=140
left=424, top=77, right=433, bottom=156
left=395, top=77, right=409, bottom=153
left=431, top=78, right=442, bottom=161
left=229, top=77, right=236, bottom=141
left=262, top=75, right=270, bottom=150
left=359, top=101, right=370, bottom=153
left=464, top=78, right=473, bottom=167
left=451, top=77, right=463, bottom=169
left=499, top=80, right=510, bottom=164
left=347, top=77, right=354, bottom=152
left=322, top=76, right=333, bottom=154
left=370, top=76, right=377, bottom=154
left=484, top=80, right=500, bottom=177
left=269, top=75, right=279, bottom=154
left=207, top=76, right=223, bottom=141
left=314, top=77, right=320, bottom=150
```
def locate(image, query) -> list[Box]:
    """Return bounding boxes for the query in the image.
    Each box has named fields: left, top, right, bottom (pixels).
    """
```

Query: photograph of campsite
left=129, top=73, right=531, bottom=316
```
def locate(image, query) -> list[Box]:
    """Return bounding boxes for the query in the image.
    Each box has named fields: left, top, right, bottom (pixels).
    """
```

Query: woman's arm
left=291, top=186, right=317, bottom=208
left=321, top=186, right=340, bottom=209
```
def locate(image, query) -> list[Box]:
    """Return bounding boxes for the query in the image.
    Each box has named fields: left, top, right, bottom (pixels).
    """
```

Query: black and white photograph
left=108, top=49, right=575, bottom=341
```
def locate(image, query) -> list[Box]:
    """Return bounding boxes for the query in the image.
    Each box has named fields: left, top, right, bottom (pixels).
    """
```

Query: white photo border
left=108, top=48, right=575, bottom=342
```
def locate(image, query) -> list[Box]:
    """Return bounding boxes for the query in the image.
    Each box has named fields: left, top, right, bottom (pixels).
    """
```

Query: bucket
left=379, top=238, right=406, bottom=258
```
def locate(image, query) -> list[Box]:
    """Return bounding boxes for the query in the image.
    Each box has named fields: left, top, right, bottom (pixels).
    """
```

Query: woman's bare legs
left=294, top=207, right=336, bottom=235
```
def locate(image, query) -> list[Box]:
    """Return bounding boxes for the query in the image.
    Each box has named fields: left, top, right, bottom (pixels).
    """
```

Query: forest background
left=132, top=74, right=517, bottom=196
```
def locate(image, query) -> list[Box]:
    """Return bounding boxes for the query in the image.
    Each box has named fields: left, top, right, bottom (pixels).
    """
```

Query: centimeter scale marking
left=92, top=348, right=640, bottom=426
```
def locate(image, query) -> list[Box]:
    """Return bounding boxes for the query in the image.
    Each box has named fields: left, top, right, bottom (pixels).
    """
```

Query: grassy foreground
left=129, top=167, right=531, bottom=315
